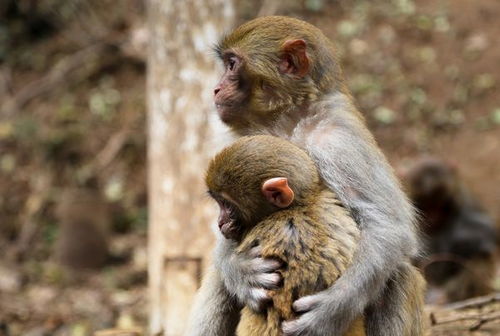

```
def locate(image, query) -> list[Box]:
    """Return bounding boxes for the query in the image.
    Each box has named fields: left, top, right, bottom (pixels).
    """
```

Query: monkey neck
left=317, top=185, right=341, bottom=203
left=230, top=90, right=364, bottom=140
left=296, top=186, right=345, bottom=218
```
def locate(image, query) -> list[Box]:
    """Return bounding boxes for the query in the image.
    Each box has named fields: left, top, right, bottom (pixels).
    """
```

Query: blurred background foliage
left=0, top=0, right=498, bottom=335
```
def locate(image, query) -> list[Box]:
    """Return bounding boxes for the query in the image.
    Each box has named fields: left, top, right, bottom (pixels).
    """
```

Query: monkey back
left=235, top=189, right=365, bottom=336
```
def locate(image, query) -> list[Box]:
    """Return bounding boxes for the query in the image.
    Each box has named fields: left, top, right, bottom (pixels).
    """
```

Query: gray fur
left=188, top=91, right=421, bottom=335
left=281, top=93, right=419, bottom=335
left=215, top=236, right=282, bottom=312
left=186, top=265, right=240, bottom=336
left=365, top=262, right=425, bottom=336
left=242, top=92, right=419, bottom=335
left=187, top=235, right=283, bottom=336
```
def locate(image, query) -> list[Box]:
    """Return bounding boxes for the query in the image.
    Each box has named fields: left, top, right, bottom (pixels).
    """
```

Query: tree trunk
left=146, top=1, right=234, bottom=335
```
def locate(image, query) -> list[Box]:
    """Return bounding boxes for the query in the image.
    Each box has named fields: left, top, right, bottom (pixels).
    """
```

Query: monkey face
left=209, top=191, right=244, bottom=240
left=205, top=136, right=321, bottom=241
left=213, top=19, right=315, bottom=132
left=213, top=53, right=250, bottom=124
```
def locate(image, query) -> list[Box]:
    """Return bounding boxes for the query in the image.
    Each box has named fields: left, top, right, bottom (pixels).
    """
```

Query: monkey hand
left=282, top=285, right=356, bottom=336
left=219, top=244, right=283, bottom=312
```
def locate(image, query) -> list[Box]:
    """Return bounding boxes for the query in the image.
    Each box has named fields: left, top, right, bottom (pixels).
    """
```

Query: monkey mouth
left=219, top=220, right=238, bottom=239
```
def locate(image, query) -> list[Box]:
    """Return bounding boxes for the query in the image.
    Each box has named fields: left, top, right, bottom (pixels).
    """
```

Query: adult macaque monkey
left=203, top=135, right=368, bottom=336
left=190, top=16, right=421, bottom=336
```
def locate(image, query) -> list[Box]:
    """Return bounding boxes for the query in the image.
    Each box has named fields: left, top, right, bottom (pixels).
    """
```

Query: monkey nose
left=214, top=87, right=220, bottom=96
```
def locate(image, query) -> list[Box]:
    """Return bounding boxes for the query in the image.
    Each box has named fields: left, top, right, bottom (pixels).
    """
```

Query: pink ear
left=262, top=177, right=294, bottom=208
left=279, top=39, right=309, bottom=77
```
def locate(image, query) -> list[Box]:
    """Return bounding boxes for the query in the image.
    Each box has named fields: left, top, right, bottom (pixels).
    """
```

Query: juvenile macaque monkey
left=193, top=16, right=422, bottom=336
left=206, top=135, right=364, bottom=336
left=405, top=157, right=497, bottom=302
left=188, top=136, right=425, bottom=336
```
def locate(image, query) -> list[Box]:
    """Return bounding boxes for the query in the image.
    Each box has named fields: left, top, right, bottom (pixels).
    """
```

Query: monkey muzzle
left=219, top=220, right=235, bottom=239
left=217, top=203, right=239, bottom=240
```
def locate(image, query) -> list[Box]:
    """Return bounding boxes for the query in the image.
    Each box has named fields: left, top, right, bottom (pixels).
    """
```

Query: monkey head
left=405, top=157, right=459, bottom=210
left=205, top=135, right=320, bottom=240
left=213, top=16, right=344, bottom=133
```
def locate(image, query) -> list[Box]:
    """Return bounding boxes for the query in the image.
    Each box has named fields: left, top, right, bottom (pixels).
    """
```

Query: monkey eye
left=227, top=57, right=237, bottom=71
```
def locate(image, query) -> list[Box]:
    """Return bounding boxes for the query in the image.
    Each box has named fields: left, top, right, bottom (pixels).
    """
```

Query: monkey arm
left=186, top=266, right=240, bottom=336
left=283, top=127, right=419, bottom=336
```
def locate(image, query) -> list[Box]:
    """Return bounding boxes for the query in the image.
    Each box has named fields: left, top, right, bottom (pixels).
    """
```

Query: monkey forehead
left=216, top=16, right=326, bottom=56
left=206, top=135, right=319, bottom=190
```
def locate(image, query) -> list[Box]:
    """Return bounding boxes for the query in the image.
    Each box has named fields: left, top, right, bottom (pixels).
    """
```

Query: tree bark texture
left=147, top=1, right=234, bottom=335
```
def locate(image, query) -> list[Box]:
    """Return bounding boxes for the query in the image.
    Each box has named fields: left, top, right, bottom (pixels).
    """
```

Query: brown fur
left=364, top=262, right=426, bottom=335
left=214, top=16, right=361, bottom=134
left=207, top=16, right=426, bottom=336
left=206, top=135, right=364, bottom=336
left=236, top=189, right=364, bottom=336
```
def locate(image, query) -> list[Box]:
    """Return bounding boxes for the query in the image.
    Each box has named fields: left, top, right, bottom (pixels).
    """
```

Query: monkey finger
left=282, top=318, right=307, bottom=336
left=247, top=288, right=272, bottom=312
left=252, top=258, right=282, bottom=273
left=292, top=295, right=320, bottom=314
left=249, top=245, right=262, bottom=258
left=256, top=272, right=283, bottom=289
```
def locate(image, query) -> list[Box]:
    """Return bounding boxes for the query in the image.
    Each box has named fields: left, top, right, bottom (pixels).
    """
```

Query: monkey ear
left=279, top=39, right=310, bottom=77
left=262, top=177, right=295, bottom=208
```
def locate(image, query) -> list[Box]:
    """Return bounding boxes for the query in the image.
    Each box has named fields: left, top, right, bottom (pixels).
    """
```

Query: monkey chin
left=215, top=104, right=238, bottom=124
left=219, top=220, right=240, bottom=240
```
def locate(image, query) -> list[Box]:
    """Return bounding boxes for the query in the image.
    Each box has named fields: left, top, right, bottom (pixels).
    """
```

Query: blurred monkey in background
left=404, top=157, right=497, bottom=302
left=55, top=187, right=110, bottom=270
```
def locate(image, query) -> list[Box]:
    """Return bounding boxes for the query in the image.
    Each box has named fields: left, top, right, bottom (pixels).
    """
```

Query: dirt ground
left=0, top=0, right=499, bottom=335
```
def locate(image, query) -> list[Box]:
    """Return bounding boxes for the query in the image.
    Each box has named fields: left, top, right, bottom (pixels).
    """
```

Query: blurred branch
left=0, top=38, right=124, bottom=118
left=0, top=67, right=13, bottom=99
left=444, top=293, right=500, bottom=311
left=430, top=311, right=500, bottom=332
left=1, top=43, right=104, bottom=117
left=427, top=293, right=500, bottom=334
left=10, top=172, right=52, bottom=261
left=94, top=128, right=131, bottom=171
